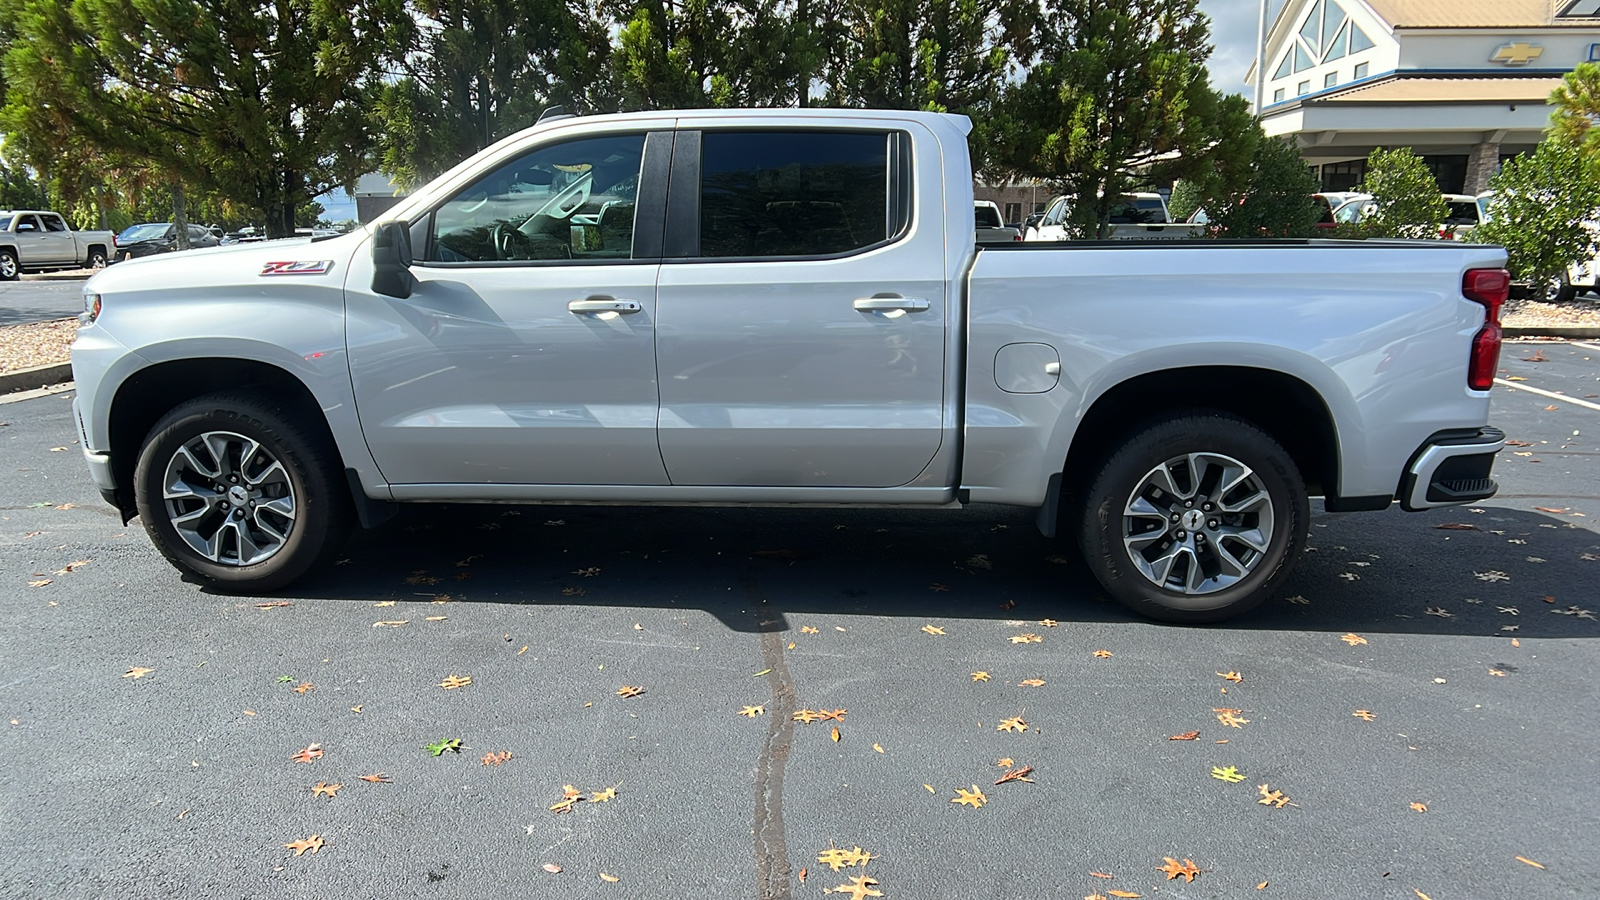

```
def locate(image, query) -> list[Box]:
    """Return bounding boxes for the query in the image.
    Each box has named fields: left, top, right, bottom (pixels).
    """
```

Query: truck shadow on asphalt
left=270, top=502, right=1600, bottom=639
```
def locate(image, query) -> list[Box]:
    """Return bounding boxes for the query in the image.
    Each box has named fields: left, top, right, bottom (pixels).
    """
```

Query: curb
left=0, top=362, right=73, bottom=395
left=19, top=269, right=95, bottom=282
left=1503, top=325, right=1600, bottom=339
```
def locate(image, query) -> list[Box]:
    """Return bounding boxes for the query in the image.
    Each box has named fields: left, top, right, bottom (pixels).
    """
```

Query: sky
left=1200, top=0, right=1289, bottom=104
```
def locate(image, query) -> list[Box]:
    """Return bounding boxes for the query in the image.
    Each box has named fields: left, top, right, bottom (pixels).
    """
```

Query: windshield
left=1107, top=196, right=1168, bottom=224
left=119, top=223, right=172, bottom=243
left=1476, top=195, right=1493, bottom=222
left=1443, top=202, right=1479, bottom=226
left=0, top=215, right=10, bottom=231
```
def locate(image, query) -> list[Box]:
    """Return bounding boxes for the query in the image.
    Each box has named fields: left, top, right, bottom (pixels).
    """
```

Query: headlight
left=80, top=293, right=101, bottom=325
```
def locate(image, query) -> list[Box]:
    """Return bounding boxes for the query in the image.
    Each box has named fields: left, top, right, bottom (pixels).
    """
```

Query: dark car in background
left=114, top=223, right=220, bottom=261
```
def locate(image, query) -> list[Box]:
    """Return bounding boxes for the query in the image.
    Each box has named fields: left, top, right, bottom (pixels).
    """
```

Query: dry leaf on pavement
left=311, top=782, right=341, bottom=798
left=1340, top=633, right=1368, bottom=646
left=994, top=765, right=1034, bottom=785
left=1011, top=633, right=1042, bottom=644
left=997, top=716, right=1027, bottom=733
left=1255, top=784, right=1291, bottom=808
left=439, top=675, right=473, bottom=690
left=1211, top=766, right=1245, bottom=783
left=1352, top=709, right=1376, bottom=721
left=1216, top=671, right=1242, bottom=683
left=283, top=834, right=325, bottom=856
left=1092, top=649, right=1113, bottom=658
left=921, top=624, right=946, bottom=635
left=971, top=671, right=991, bottom=682
left=599, top=872, right=619, bottom=882
left=1168, top=731, right=1200, bottom=741
left=122, top=666, right=153, bottom=679
left=1158, top=857, right=1200, bottom=882
left=290, top=744, right=323, bottom=764
left=739, top=705, right=765, bottom=718
left=951, top=785, right=988, bottom=808
left=824, top=874, right=882, bottom=899
left=616, top=685, right=644, bottom=698
left=358, top=773, right=391, bottom=783
left=1019, top=678, right=1046, bottom=687
left=1410, top=802, right=1427, bottom=812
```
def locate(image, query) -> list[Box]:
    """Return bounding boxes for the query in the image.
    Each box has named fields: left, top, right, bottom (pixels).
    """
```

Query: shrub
left=1350, top=147, right=1446, bottom=239
left=1475, top=139, right=1600, bottom=291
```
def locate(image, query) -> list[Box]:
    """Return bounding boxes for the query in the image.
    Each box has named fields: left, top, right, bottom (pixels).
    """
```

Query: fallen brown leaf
left=1158, top=858, right=1200, bottom=882
left=994, top=765, right=1034, bottom=784
left=1092, top=649, right=1112, bottom=658
left=1515, top=856, right=1545, bottom=869
left=357, top=773, right=391, bottom=783
left=1168, top=731, right=1200, bottom=741
left=616, top=685, right=644, bottom=698
left=290, top=744, right=323, bottom=764
left=599, top=872, right=619, bottom=883
left=439, top=675, right=473, bottom=690
left=121, top=666, right=153, bottom=679
left=283, top=834, right=325, bottom=856
left=542, top=864, right=562, bottom=874
left=1011, top=633, right=1042, bottom=644
left=311, top=781, right=341, bottom=798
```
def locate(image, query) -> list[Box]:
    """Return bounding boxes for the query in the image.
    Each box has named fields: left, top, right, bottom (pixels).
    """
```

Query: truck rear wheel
left=133, top=392, right=352, bottom=593
left=1077, top=412, right=1306, bottom=623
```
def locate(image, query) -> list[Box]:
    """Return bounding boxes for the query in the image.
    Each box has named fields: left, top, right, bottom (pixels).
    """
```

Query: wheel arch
left=106, top=358, right=345, bottom=517
left=1056, top=364, right=1346, bottom=517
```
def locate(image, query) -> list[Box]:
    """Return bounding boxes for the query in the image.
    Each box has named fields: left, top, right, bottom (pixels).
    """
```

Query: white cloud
left=1199, top=0, right=1288, bottom=99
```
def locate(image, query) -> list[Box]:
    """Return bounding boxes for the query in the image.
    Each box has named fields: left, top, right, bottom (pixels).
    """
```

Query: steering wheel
left=491, top=224, right=534, bottom=260
left=491, top=223, right=570, bottom=260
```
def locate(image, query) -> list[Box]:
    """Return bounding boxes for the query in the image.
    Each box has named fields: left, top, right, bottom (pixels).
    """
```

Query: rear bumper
left=1399, top=426, right=1504, bottom=511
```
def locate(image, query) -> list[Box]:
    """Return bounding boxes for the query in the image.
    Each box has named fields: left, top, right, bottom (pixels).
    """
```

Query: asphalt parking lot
left=2, top=342, right=1596, bottom=899
left=0, top=277, right=87, bottom=327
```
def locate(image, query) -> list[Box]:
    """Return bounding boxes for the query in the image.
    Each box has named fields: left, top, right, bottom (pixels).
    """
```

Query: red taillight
left=1013, top=233, right=1023, bottom=241
left=1464, top=268, right=1509, bottom=391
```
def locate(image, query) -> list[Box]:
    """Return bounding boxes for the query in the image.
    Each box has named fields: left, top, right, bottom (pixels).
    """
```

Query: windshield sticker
left=261, top=260, right=334, bottom=276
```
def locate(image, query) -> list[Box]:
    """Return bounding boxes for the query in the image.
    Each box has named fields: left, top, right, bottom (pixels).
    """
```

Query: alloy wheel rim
left=162, top=430, right=296, bottom=566
left=1121, top=452, right=1275, bottom=599
left=0, top=255, right=14, bottom=277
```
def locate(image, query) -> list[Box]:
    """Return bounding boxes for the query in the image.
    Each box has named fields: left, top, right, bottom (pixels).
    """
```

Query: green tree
left=1, top=0, right=405, bottom=238
left=826, top=0, right=1028, bottom=112
left=1475, top=139, right=1600, bottom=298
left=374, top=0, right=615, bottom=190
left=993, top=0, right=1256, bottom=237
left=1349, top=147, right=1446, bottom=239
left=1551, top=62, right=1600, bottom=164
left=607, top=0, right=812, bottom=110
left=1200, top=134, right=1322, bottom=238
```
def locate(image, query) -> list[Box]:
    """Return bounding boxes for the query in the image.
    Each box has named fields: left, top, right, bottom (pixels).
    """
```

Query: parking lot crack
left=747, top=580, right=796, bottom=900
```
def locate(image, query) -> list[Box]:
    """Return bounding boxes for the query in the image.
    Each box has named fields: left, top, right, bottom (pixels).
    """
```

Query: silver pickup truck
left=0, top=209, right=114, bottom=278
left=70, top=108, right=1508, bottom=622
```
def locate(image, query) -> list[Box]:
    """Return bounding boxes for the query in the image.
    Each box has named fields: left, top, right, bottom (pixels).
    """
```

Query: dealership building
left=1251, top=0, right=1600, bottom=194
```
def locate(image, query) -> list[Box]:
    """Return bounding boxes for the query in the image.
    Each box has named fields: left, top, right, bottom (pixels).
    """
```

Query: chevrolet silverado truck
left=0, top=209, right=114, bottom=279
left=69, top=108, right=1508, bottom=622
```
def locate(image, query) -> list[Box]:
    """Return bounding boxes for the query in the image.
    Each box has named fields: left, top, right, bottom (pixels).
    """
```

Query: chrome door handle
left=568, top=296, right=642, bottom=315
left=852, top=295, right=930, bottom=312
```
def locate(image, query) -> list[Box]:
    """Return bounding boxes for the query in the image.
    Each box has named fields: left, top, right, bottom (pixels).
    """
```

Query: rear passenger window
left=699, top=131, right=897, bottom=258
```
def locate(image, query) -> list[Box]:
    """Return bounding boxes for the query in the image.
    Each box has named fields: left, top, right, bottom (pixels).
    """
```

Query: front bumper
left=1399, top=426, right=1504, bottom=511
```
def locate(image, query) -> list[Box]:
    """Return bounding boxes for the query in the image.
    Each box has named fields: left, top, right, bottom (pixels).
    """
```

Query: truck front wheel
left=133, top=392, right=352, bottom=592
left=0, top=249, right=18, bottom=280
left=1077, top=412, right=1307, bottom=623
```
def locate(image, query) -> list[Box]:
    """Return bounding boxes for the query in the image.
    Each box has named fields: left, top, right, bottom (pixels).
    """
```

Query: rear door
left=654, top=124, right=947, bottom=487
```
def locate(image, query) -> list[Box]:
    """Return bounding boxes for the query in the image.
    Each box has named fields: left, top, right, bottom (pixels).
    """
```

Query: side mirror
left=372, top=221, right=416, bottom=299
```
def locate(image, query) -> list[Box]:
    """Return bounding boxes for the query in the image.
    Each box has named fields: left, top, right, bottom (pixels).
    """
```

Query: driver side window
left=426, top=133, right=646, bottom=263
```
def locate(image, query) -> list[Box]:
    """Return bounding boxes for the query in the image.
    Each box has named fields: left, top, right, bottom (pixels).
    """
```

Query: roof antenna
left=537, top=105, right=574, bottom=123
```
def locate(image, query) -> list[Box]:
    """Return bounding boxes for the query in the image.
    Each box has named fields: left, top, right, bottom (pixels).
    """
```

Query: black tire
left=1545, top=275, right=1578, bottom=304
left=134, top=392, right=352, bottom=593
left=86, top=248, right=108, bottom=269
left=1076, top=411, right=1307, bottom=624
left=0, top=248, right=18, bottom=281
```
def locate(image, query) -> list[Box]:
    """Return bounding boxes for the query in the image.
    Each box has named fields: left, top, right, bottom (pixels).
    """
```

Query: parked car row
left=114, top=223, right=221, bottom=261
left=1023, top=193, right=1204, bottom=241
left=1328, top=193, right=1483, bottom=240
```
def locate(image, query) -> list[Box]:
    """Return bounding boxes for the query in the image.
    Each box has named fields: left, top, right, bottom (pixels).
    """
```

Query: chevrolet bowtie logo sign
left=1491, top=42, right=1544, bottom=66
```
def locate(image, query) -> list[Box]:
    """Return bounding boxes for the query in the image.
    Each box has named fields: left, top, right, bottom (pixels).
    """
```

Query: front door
left=655, top=126, right=948, bottom=488
left=347, top=127, right=674, bottom=486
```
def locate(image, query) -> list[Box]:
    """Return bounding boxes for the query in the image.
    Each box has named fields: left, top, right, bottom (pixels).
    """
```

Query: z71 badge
left=261, top=260, right=334, bottom=276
